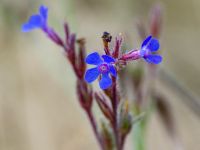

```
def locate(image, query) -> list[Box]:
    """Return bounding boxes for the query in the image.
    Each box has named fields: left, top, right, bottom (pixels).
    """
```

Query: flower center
left=140, top=48, right=151, bottom=57
left=98, top=63, right=109, bottom=73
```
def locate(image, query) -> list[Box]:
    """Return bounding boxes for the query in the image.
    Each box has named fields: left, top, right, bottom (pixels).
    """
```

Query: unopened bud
left=119, top=100, right=132, bottom=136
left=112, top=35, right=123, bottom=58
left=120, top=49, right=141, bottom=61
left=95, top=92, right=114, bottom=123
left=77, top=38, right=86, bottom=79
left=149, top=4, right=163, bottom=37
left=77, top=80, right=93, bottom=110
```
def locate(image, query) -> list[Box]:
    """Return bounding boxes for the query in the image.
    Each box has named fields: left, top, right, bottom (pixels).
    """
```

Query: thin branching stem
left=87, top=110, right=104, bottom=150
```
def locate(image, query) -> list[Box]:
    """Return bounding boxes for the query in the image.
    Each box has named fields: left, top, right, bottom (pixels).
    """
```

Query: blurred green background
left=0, top=0, right=200, bottom=150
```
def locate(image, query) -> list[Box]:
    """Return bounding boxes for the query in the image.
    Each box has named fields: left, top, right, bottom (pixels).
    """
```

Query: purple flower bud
left=112, top=36, right=123, bottom=58
left=120, top=49, right=141, bottom=61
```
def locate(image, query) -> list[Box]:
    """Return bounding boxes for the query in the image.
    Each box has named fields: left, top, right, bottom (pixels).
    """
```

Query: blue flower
left=84, top=52, right=117, bottom=89
left=22, top=5, right=48, bottom=32
left=140, top=35, right=162, bottom=64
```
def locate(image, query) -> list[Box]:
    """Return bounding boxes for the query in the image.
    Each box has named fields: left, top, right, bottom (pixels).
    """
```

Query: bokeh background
left=0, top=0, right=200, bottom=150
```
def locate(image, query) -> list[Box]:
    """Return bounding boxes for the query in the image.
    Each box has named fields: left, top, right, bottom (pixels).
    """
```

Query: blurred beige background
left=0, top=0, right=200, bottom=150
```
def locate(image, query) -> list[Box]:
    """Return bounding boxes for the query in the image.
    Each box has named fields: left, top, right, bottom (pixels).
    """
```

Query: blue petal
left=22, top=23, right=35, bottom=32
left=141, top=35, right=152, bottom=48
left=28, top=15, right=42, bottom=26
left=99, top=73, right=112, bottom=89
left=84, top=67, right=100, bottom=83
left=109, top=65, right=117, bottom=77
left=39, top=5, right=48, bottom=20
left=85, top=52, right=103, bottom=65
left=22, top=15, right=42, bottom=32
left=102, top=55, right=115, bottom=63
left=147, top=38, right=160, bottom=51
left=144, top=54, right=162, bottom=64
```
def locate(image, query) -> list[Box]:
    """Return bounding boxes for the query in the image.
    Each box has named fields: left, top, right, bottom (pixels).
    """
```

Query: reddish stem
left=86, top=110, right=104, bottom=150
left=111, top=78, right=122, bottom=150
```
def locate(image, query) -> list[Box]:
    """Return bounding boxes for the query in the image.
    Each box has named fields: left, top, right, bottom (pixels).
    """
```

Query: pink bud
left=120, top=50, right=141, bottom=61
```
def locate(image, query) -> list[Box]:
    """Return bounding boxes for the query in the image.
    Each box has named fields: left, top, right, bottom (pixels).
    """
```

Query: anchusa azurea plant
left=22, top=5, right=162, bottom=150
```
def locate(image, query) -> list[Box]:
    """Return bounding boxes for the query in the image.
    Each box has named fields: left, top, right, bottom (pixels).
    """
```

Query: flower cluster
left=22, top=5, right=162, bottom=90
left=85, top=36, right=162, bottom=89
left=22, top=5, right=163, bottom=150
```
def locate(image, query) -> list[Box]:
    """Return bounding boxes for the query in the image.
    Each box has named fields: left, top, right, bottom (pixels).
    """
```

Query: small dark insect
left=102, top=31, right=112, bottom=43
